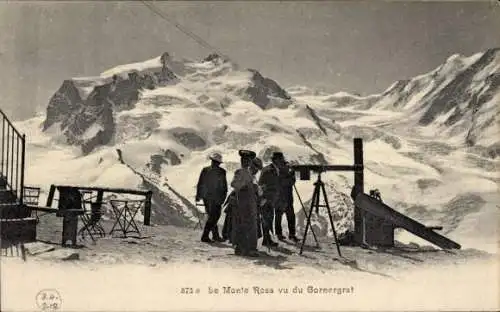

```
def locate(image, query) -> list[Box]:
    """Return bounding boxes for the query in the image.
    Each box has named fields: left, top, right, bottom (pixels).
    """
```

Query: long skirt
left=231, top=188, right=258, bottom=253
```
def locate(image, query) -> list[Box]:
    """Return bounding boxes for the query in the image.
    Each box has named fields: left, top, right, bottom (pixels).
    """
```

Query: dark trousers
left=222, top=210, right=231, bottom=241
left=275, top=204, right=296, bottom=237
left=202, top=200, right=222, bottom=239
left=261, top=202, right=275, bottom=242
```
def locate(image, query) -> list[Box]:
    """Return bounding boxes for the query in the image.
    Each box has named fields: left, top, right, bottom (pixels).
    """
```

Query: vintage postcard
left=0, top=0, right=499, bottom=311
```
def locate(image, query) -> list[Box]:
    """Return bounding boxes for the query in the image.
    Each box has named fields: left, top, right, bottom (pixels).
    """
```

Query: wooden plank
left=290, top=165, right=358, bottom=172
left=26, top=205, right=58, bottom=213
left=355, top=193, right=461, bottom=249
left=53, top=185, right=150, bottom=196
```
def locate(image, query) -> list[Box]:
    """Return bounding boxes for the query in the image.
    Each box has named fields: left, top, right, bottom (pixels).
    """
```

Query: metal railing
left=0, top=109, right=26, bottom=205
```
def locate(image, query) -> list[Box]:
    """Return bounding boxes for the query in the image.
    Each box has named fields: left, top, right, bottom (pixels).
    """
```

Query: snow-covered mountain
left=320, top=48, right=500, bottom=156
left=15, top=49, right=499, bottom=252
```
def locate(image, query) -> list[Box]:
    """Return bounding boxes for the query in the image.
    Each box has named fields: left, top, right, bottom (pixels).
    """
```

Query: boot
left=244, top=250, right=260, bottom=257
left=289, top=235, right=300, bottom=243
left=212, top=229, right=225, bottom=242
left=201, top=225, right=213, bottom=243
left=262, top=235, right=278, bottom=247
left=201, top=236, right=213, bottom=243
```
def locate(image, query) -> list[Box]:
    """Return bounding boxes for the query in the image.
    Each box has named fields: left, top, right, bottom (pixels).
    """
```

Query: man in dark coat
left=258, top=151, right=285, bottom=247
left=230, top=150, right=260, bottom=257
left=275, top=161, right=299, bottom=242
left=196, top=152, right=228, bottom=243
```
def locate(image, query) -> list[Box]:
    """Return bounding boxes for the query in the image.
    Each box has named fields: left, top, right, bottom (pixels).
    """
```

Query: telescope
left=289, top=164, right=363, bottom=181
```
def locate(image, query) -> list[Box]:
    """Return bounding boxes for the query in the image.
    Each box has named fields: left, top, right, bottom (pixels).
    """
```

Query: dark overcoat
left=196, top=166, right=228, bottom=208
left=230, top=168, right=258, bottom=252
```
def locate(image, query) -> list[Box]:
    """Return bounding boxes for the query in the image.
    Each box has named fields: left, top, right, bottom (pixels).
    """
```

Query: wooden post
left=96, top=190, right=104, bottom=204
left=144, top=191, right=152, bottom=226
left=353, top=138, right=365, bottom=245
left=19, top=134, right=26, bottom=206
left=46, top=184, right=56, bottom=207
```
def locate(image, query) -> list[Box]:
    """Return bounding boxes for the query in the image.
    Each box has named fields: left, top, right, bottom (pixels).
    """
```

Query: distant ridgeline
left=42, top=52, right=292, bottom=155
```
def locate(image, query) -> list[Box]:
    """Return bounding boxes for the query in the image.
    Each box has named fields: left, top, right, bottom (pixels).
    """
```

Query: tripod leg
left=294, top=185, right=319, bottom=246
left=320, top=182, right=342, bottom=258
left=299, top=183, right=320, bottom=255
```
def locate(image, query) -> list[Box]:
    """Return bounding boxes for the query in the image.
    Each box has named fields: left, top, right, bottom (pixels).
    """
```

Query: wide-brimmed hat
left=252, top=157, right=263, bottom=170
left=239, top=150, right=256, bottom=159
left=209, top=152, right=223, bottom=163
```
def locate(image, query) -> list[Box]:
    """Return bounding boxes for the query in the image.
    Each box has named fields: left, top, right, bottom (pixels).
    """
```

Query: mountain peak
left=43, top=52, right=292, bottom=154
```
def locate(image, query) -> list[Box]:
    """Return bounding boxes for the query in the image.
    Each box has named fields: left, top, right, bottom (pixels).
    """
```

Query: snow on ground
left=3, top=256, right=497, bottom=311
left=2, top=217, right=498, bottom=311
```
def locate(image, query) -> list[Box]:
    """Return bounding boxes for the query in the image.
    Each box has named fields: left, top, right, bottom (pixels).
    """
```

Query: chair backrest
left=23, top=186, right=41, bottom=206
left=79, top=190, right=105, bottom=223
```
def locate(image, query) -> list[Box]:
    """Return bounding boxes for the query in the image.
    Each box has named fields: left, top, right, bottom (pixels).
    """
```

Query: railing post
left=6, top=125, right=9, bottom=185
left=1, top=116, right=4, bottom=176
left=10, top=130, right=14, bottom=191
left=16, top=136, right=19, bottom=201
left=19, top=134, right=26, bottom=206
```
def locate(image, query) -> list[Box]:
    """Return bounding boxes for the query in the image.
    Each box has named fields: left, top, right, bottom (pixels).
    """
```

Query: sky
left=0, top=1, right=499, bottom=120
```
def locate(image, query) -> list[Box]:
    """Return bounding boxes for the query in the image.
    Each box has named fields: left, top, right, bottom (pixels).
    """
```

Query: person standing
left=275, top=161, right=299, bottom=242
left=258, top=152, right=285, bottom=247
left=195, top=152, right=228, bottom=243
left=222, top=157, right=262, bottom=244
left=221, top=190, right=236, bottom=243
left=252, top=158, right=264, bottom=241
left=230, top=150, right=260, bottom=257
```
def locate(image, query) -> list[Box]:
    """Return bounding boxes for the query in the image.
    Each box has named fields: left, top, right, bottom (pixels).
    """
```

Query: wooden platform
left=0, top=217, right=37, bottom=245
left=354, top=193, right=461, bottom=250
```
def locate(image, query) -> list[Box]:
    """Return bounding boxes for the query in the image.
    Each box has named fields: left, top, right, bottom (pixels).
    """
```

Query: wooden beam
left=143, top=191, right=153, bottom=226
left=96, top=190, right=104, bottom=204
left=26, top=205, right=58, bottom=213
left=290, top=165, right=360, bottom=172
left=53, top=185, right=151, bottom=196
left=353, top=138, right=365, bottom=245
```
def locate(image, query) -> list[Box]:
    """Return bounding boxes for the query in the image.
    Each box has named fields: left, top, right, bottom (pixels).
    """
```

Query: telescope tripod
left=299, top=172, right=342, bottom=257
left=293, top=185, right=319, bottom=247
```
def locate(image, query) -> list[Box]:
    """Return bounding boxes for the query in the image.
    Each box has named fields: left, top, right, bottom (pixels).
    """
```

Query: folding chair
left=23, top=186, right=41, bottom=222
left=77, top=191, right=106, bottom=241
left=109, top=199, right=144, bottom=237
